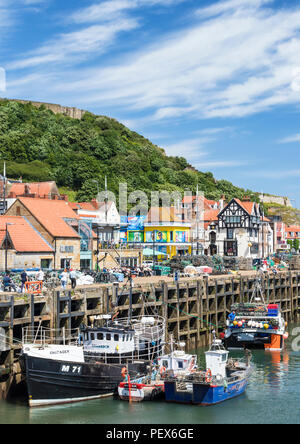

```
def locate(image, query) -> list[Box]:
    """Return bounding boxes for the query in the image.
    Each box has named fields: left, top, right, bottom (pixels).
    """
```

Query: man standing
left=60, top=269, right=69, bottom=291
left=21, top=270, right=28, bottom=293
left=70, top=269, right=77, bottom=290
left=36, top=268, right=44, bottom=284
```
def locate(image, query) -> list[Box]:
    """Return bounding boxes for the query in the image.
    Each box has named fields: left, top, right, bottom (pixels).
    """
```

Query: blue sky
left=1, top=0, right=300, bottom=205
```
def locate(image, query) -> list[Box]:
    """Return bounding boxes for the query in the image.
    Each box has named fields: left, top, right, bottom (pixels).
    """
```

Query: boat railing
left=170, top=367, right=247, bottom=387
left=22, top=326, right=80, bottom=347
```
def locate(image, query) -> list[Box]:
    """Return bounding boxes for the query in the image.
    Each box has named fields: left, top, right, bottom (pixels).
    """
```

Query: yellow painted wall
left=144, top=226, right=191, bottom=259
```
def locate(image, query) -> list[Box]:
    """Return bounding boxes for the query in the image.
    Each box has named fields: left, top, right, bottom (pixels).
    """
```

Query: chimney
left=242, top=195, right=251, bottom=202
left=91, top=198, right=98, bottom=209
left=219, top=194, right=225, bottom=211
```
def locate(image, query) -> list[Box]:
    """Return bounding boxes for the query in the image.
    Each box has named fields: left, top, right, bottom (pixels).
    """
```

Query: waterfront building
left=144, top=207, right=192, bottom=259
left=285, top=225, right=300, bottom=253
left=216, top=198, right=273, bottom=258
left=6, top=197, right=81, bottom=270
left=0, top=215, right=54, bottom=271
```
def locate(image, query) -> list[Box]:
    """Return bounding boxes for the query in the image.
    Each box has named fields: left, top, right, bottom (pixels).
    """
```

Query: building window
left=80, top=259, right=91, bottom=270
left=41, top=259, right=52, bottom=269
left=226, top=216, right=241, bottom=224
left=61, top=258, right=71, bottom=269
left=227, top=228, right=234, bottom=239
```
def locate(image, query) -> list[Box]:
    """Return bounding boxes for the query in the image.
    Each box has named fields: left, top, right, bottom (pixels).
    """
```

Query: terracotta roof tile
left=0, top=216, right=54, bottom=252
left=8, top=181, right=58, bottom=198
left=204, top=209, right=219, bottom=221
left=17, top=198, right=80, bottom=238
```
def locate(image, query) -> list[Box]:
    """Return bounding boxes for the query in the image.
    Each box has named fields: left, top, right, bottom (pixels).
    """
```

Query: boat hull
left=224, top=331, right=284, bottom=351
left=164, top=379, right=249, bottom=406
left=118, top=382, right=164, bottom=402
left=20, top=354, right=148, bottom=407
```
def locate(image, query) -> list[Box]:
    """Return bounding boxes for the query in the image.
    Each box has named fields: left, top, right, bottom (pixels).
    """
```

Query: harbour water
left=1, top=323, right=299, bottom=424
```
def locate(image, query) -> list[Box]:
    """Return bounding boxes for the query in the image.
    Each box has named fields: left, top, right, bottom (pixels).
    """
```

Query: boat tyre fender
left=205, top=369, right=213, bottom=384
left=151, top=388, right=158, bottom=401
left=160, top=366, right=166, bottom=378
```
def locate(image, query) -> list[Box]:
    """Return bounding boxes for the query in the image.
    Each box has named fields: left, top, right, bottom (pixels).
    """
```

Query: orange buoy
left=205, top=369, right=213, bottom=383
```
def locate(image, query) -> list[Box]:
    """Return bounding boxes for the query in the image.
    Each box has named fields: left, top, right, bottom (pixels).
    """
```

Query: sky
left=1, top=0, right=300, bottom=205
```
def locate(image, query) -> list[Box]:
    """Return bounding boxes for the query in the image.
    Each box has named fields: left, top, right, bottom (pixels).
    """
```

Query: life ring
left=160, top=366, right=166, bottom=378
left=121, top=367, right=127, bottom=379
left=205, top=369, right=212, bottom=383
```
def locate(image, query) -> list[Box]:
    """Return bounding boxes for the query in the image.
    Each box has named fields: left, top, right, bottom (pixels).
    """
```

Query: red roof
left=8, top=181, right=59, bottom=198
left=17, top=198, right=80, bottom=238
left=0, top=216, right=53, bottom=252
left=204, top=209, right=219, bottom=221
left=235, top=199, right=255, bottom=215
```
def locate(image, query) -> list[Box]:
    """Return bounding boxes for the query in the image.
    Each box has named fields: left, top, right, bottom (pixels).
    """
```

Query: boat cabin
left=79, top=326, right=136, bottom=355
left=157, top=350, right=197, bottom=374
left=205, top=340, right=229, bottom=378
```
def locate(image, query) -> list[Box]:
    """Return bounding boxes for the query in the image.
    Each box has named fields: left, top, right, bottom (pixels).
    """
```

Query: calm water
left=1, top=324, right=300, bottom=424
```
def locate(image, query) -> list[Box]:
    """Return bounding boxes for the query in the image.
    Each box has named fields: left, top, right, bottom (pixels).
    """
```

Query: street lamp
left=5, top=223, right=14, bottom=272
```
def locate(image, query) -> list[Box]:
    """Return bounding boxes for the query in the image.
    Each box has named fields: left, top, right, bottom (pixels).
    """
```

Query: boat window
left=114, top=334, right=119, bottom=341
left=122, top=335, right=125, bottom=342
left=106, top=334, right=111, bottom=341
left=163, top=360, right=169, bottom=368
left=90, top=333, right=95, bottom=341
left=222, top=354, right=227, bottom=362
left=97, top=333, right=104, bottom=340
left=178, top=361, right=183, bottom=369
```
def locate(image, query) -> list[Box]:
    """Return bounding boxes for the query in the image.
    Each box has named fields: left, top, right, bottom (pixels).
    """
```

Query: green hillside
left=0, top=99, right=259, bottom=203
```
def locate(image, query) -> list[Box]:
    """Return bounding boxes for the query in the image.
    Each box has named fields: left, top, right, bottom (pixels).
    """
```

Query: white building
left=203, top=198, right=274, bottom=258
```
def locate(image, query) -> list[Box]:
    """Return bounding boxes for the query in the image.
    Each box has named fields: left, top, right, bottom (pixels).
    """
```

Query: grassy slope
left=0, top=99, right=260, bottom=202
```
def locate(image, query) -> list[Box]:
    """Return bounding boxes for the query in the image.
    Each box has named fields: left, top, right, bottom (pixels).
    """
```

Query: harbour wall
left=0, top=271, right=300, bottom=399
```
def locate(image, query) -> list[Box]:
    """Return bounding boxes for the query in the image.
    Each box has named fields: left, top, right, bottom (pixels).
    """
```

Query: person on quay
left=60, top=269, right=69, bottom=291
left=21, top=270, right=28, bottom=293
left=70, top=269, right=77, bottom=290
left=3, top=273, right=17, bottom=292
left=36, top=268, right=45, bottom=286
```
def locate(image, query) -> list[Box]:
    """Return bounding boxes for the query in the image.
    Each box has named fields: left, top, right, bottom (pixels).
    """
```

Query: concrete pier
left=0, top=270, right=299, bottom=399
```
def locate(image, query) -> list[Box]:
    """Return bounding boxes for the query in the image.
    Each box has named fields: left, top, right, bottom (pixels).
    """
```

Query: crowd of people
left=102, top=265, right=154, bottom=279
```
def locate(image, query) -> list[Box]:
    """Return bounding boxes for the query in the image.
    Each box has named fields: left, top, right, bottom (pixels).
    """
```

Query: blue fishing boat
left=164, top=337, right=253, bottom=406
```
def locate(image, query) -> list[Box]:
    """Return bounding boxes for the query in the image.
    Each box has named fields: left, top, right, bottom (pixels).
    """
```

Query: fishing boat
left=20, top=314, right=166, bottom=407
left=118, top=338, right=198, bottom=402
left=164, top=337, right=253, bottom=406
left=118, top=375, right=165, bottom=402
left=223, top=275, right=288, bottom=351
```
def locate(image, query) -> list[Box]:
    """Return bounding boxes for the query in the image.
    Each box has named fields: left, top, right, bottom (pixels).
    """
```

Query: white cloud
left=7, top=0, right=300, bottom=127
left=9, top=19, right=138, bottom=69
left=278, top=134, right=300, bottom=144
left=70, top=0, right=185, bottom=24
